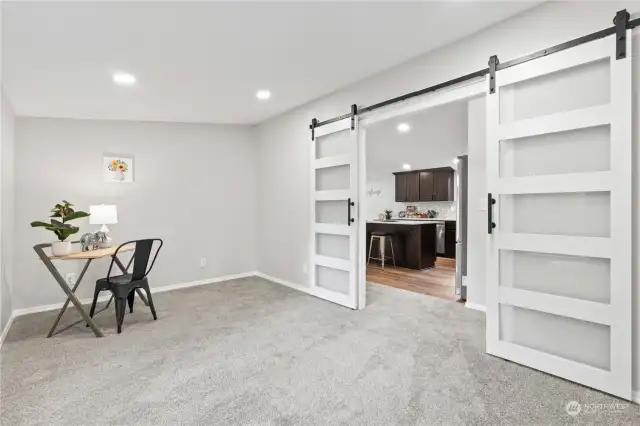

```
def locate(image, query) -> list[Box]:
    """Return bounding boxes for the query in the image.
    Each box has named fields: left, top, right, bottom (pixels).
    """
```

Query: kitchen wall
left=1, top=90, right=15, bottom=334
left=255, top=1, right=640, bottom=392
left=365, top=100, right=468, bottom=220
left=13, top=118, right=258, bottom=310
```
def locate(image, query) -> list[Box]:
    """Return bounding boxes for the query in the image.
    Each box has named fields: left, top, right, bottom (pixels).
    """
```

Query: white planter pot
left=51, top=241, right=72, bottom=256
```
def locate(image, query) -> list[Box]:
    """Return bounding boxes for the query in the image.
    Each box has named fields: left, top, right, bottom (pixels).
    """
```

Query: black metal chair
left=90, top=239, right=163, bottom=334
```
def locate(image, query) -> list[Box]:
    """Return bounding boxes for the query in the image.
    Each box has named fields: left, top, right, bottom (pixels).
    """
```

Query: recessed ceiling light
left=402, top=164, right=412, bottom=170
left=113, top=72, right=136, bottom=86
left=397, top=123, right=411, bottom=133
left=256, top=90, right=271, bottom=100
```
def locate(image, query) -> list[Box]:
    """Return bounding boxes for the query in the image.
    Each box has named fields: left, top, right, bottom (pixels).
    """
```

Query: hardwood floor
left=366, top=257, right=458, bottom=301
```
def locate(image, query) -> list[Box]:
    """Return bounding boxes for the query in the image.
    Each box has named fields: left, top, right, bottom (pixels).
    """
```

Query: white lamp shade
left=89, top=205, right=118, bottom=225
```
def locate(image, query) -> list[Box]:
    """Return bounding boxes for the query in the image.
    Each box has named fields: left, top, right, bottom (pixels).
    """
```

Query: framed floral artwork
left=103, top=155, right=134, bottom=183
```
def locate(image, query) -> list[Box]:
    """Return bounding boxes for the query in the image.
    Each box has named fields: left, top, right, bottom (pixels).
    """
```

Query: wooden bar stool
left=367, top=232, right=396, bottom=269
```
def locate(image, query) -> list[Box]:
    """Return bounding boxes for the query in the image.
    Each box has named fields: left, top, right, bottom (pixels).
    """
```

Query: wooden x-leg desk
left=33, top=242, right=149, bottom=337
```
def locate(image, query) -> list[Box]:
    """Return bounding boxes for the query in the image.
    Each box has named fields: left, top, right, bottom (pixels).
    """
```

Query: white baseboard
left=10, top=271, right=256, bottom=319
left=150, top=272, right=256, bottom=295
left=254, top=271, right=332, bottom=302
left=0, top=311, right=17, bottom=347
left=254, top=271, right=311, bottom=293
left=465, top=302, right=486, bottom=312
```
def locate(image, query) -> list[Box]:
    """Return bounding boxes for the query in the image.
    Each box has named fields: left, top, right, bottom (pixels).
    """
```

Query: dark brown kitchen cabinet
left=433, top=169, right=454, bottom=201
left=395, top=172, right=420, bottom=202
left=394, top=167, right=455, bottom=202
left=405, top=173, right=420, bottom=202
left=419, top=171, right=434, bottom=201
left=395, top=173, right=407, bottom=202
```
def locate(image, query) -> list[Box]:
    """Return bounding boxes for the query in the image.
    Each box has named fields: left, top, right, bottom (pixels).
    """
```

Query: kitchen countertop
left=398, top=218, right=455, bottom=222
left=367, top=220, right=441, bottom=225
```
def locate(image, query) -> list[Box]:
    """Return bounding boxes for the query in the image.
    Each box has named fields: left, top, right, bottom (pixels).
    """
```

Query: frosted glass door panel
left=499, top=250, right=610, bottom=304
left=316, top=130, right=350, bottom=159
left=499, top=126, right=610, bottom=178
left=316, top=201, right=349, bottom=225
left=499, top=192, right=609, bottom=237
left=317, top=233, right=350, bottom=260
left=499, top=305, right=610, bottom=371
left=316, top=165, right=350, bottom=191
left=316, top=265, right=349, bottom=295
left=499, top=58, right=609, bottom=124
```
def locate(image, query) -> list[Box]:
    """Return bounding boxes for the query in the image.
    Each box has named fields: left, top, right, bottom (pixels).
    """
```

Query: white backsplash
left=395, top=201, right=457, bottom=220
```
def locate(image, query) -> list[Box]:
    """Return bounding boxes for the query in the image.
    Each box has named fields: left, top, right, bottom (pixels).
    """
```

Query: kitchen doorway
left=358, top=81, right=485, bottom=306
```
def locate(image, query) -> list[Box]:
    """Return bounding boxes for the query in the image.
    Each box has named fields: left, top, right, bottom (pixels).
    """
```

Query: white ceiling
left=367, top=100, right=469, bottom=180
left=3, top=1, right=539, bottom=125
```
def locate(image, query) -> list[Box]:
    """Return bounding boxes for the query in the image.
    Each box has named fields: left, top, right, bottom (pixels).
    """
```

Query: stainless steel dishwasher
left=436, top=222, right=445, bottom=254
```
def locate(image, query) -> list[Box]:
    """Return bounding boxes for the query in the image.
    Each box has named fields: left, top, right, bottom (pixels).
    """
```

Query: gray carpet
left=1, top=277, right=639, bottom=425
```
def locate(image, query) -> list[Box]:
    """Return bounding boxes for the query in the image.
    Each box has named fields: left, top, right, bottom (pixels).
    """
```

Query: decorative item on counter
left=427, top=209, right=438, bottom=218
left=80, top=231, right=109, bottom=251
left=378, top=213, right=385, bottom=220
left=384, top=209, right=393, bottom=220
left=30, top=200, right=91, bottom=256
left=406, top=206, right=417, bottom=216
left=80, top=232, right=99, bottom=251
left=95, top=231, right=108, bottom=246
left=398, top=211, right=406, bottom=218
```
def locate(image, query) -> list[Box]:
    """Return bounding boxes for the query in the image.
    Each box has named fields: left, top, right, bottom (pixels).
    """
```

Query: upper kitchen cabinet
left=432, top=169, right=454, bottom=201
left=405, top=173, right=420, bottom=202
left=395, top=172, right=420, bottom=202
left=394, top=167, right=454, bottom=202
left=395, top=173, right=407, bottom=202
left=419, top=171, right=434, bottom=201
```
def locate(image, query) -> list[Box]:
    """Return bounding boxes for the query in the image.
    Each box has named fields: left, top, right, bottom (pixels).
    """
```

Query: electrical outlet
left=302, top=263, right=308, bottom=274
left=65, top=272, right=77, bottom=285
left=200, top=258, right=207, bottom=268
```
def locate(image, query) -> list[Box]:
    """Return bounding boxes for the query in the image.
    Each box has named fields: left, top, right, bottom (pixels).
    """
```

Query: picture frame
left=103, top=154, right=134, bottom=183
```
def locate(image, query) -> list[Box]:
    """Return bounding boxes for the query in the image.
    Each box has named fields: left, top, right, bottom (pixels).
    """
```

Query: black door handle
left=488, top=193, right=496, bottom=234
left=347, top=198, right=355, bottom=226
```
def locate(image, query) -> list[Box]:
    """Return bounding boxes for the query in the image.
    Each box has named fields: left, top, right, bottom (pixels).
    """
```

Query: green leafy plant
left=384, top=209, right=393, bottom=220
left=30, top=200, right=90, bottom=242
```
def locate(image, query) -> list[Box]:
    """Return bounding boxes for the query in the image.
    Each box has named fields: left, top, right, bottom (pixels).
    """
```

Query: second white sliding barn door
left=310, top=117, right=361, bottom=309
left=485, top=32, right=632, bottom=399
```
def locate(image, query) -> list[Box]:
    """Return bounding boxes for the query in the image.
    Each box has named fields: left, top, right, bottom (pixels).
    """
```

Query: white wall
left=366, top=100, right=468, bottom=220
left=13, top=118, right=258, bottom=310
left=1, top=90, right=15, bottom=333
left=255, top=1, right=640, bottom=392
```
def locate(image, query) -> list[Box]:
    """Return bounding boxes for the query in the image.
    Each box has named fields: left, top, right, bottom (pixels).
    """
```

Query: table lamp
left=89, top=205, right=118, bottom=248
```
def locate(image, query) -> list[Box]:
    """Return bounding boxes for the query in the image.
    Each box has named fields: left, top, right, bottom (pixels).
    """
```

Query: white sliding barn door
left=310, top=117, right=361, bottom=309
left=486, top=33, right=632, bottom=399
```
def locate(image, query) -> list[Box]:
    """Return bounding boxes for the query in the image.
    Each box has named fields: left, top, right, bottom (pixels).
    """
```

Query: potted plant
left=31, top=200, right=90, bottom=256
left=384, top=209, right=393, bottom=220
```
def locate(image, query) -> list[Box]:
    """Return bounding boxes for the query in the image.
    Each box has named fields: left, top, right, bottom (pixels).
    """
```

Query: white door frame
left=357, top=78, right=486, bottom=308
